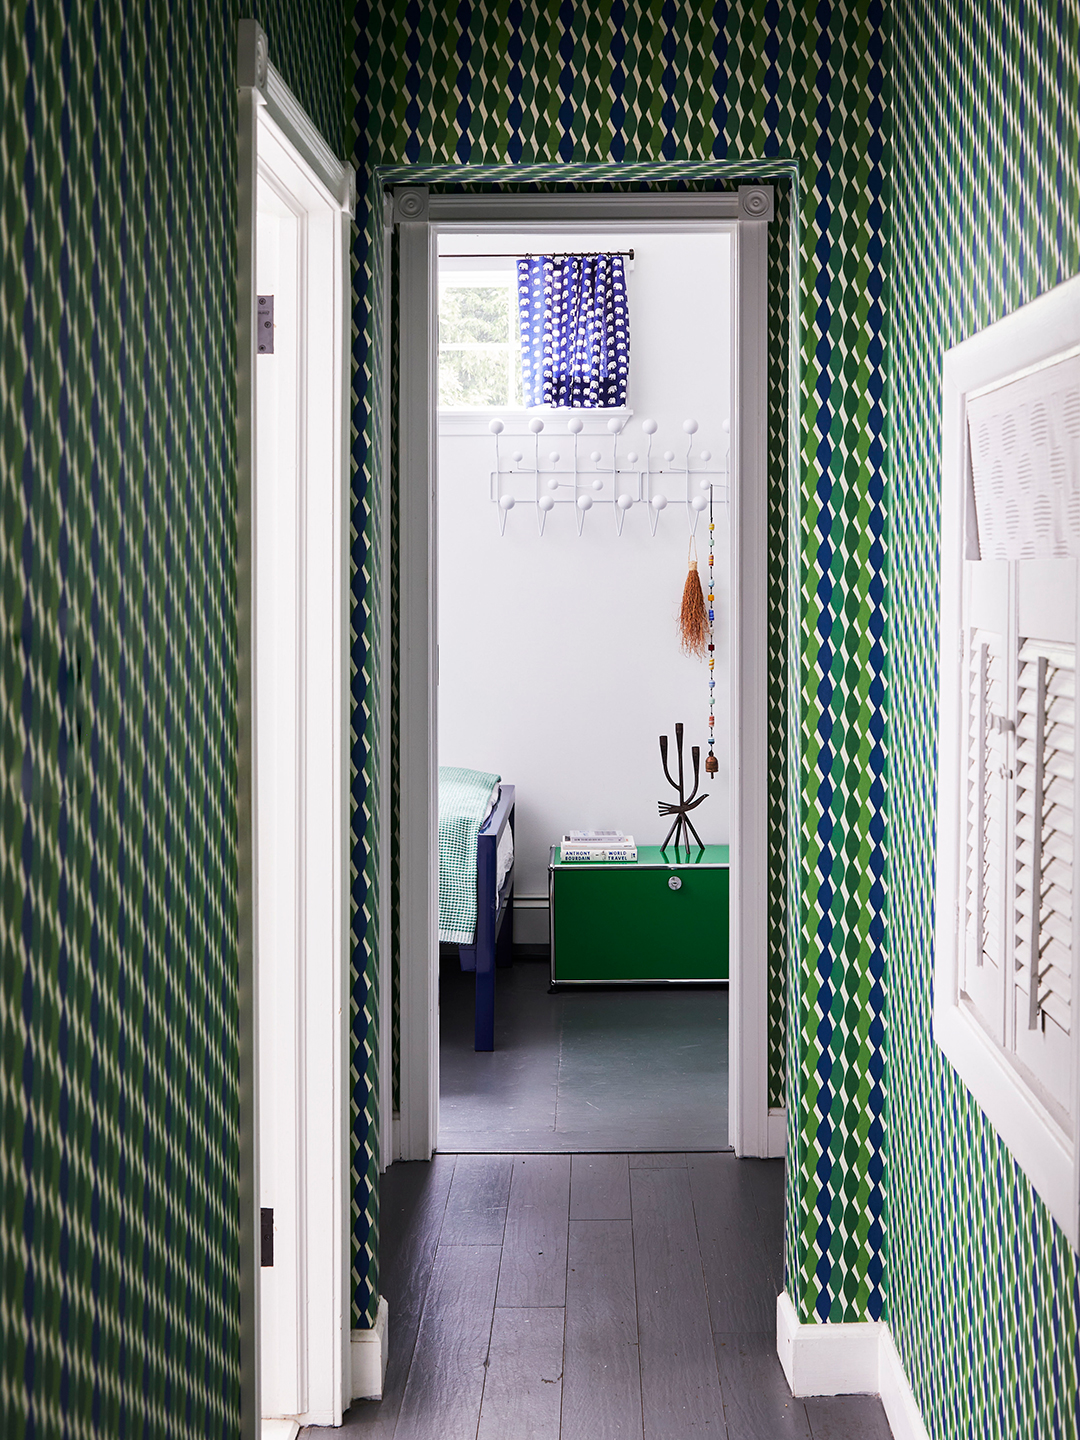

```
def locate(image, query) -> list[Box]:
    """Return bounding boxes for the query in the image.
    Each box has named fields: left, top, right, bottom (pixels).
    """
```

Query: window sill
left=438, top=406, right=633, bottom=438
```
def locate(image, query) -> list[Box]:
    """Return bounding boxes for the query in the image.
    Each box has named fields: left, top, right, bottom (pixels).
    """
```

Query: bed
left=438, top=767, right=516, bottom=1051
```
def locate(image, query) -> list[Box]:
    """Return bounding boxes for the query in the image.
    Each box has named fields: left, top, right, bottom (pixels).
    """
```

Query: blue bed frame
left=456, top=783, right=515, bottom=1051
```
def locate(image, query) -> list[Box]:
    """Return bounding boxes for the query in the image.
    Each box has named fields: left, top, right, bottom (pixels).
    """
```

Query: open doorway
left=390, top=182, right=780, bottom=1165
left=434, top=228, right=733, bottom=1151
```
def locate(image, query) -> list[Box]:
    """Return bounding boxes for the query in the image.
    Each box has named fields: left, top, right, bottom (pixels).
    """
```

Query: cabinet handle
left=667, top=876, right=682, bottom=891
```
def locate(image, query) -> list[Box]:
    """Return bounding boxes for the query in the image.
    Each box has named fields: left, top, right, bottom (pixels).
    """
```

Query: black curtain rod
left=444, top=248, right=634, bottom=260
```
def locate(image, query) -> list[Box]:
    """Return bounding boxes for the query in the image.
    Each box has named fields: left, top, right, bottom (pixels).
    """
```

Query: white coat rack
left=489, top=415, right=730, bottom=537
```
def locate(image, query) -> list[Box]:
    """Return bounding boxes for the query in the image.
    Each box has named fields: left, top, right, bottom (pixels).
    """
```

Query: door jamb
left=390, top=179, right=780, bottom=1161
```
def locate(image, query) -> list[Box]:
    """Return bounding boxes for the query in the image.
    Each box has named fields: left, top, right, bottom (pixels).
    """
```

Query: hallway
left=319, top=1152, right=892, bottom=1438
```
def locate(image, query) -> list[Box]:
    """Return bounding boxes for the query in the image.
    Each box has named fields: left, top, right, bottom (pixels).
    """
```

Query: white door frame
left=237, top=21, right=355, bottom=1434
left=390, top=183, right=781, bottom=1161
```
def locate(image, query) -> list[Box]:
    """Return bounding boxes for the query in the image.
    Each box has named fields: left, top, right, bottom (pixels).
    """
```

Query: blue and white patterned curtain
left=517, top=254, right=630, bottom=408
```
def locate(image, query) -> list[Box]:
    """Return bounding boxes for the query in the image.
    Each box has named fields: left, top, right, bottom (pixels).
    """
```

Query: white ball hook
left=649, top=492, right=667, bottom=537
left=576, top=492, right=592, bottom=537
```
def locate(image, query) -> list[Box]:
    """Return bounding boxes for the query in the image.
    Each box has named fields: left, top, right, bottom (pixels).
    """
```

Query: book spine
left=561, top=848, right=637, bottom=863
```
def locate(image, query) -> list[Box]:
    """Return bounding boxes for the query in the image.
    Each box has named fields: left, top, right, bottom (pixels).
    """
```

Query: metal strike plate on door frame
left=257, top=294, right=274, bottom=353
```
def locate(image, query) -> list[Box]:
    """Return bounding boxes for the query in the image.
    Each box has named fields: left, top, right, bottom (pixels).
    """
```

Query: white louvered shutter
left=958, top=613, right=1008, bottom=1039
left=936, top=284, right=1080, bottom=1249
left=1011, top=616, right=1075, bottom=1122
left=958, top=362, right=1080, bottom=1137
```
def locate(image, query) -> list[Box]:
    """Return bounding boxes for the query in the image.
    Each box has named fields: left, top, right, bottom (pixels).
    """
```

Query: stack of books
left=560, top=830, right=637, bottom=863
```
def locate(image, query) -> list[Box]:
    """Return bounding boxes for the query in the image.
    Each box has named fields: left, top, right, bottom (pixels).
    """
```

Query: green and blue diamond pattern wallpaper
left=890, top=2, right=1080, bottom=1436
left=4, top=1, right=1080, bottom=1436
left=0, top=2, right=341, bottom=1435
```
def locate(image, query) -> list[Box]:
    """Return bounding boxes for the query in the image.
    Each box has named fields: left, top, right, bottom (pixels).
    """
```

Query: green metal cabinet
left=548, top=844, right=729, bottom=984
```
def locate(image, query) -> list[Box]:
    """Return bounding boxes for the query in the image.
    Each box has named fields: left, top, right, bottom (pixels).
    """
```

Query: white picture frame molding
left=390, top=180, right=780, bottom=1161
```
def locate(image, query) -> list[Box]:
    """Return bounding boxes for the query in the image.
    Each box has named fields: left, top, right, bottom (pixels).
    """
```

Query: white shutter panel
left=960, top=624, right=1008, bottom=1038
left=1013, top=635, right=1075, bottom=1121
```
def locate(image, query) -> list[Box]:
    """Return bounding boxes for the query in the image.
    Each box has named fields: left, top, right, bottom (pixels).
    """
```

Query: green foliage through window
left=438, top=280, right=523, bottom=407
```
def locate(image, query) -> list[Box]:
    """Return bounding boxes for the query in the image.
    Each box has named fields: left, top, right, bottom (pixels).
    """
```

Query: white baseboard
left=261, top=1423, right=299, bottom=1440
left=879, top=1325, right=932, bottom=1440
left=767, top=1107, right=787, bottom=1157
left=776, top=1291, right=881, bottom=1395
left=351, top=1295, right=389, bottom=1401
left=775, top=1293, right=931, bottom=1440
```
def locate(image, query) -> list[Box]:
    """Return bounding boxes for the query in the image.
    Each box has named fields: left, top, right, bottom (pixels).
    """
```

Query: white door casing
left=390, top=182, right=779, bottom=1161
left=238, top=21, right=355, bottom=1432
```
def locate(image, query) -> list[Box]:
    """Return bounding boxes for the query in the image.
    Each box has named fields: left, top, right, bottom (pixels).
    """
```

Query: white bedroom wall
left=437, top=229, right=733, bottom=930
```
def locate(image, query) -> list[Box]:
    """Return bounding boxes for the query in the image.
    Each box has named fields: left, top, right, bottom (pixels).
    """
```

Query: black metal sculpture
left=658, top=723, right=708, bottom=855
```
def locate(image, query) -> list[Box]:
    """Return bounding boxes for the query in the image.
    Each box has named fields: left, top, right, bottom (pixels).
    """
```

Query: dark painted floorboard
left=568, top=1153, right=631, bottom=1220
left=477, top=1307, right=565, bottom=1440
left=562, top=1219, right=643, bottom=1440
left=440, top=1153, right=513, bottom=1245
left=497, top=1155, right=571, bottom=1308
left=329, top=1156, right=456, bottom=1438
left=394, top=1242, right=501, bottom=1440
left=308, top=1151, right=893, bottom=1440
left=714, top=1331, right=813, bottom=1439
left=631, top=1165, right=727, bottom=1438
left=805, top=1393, right=898, bottom=1440
left=689, top=1153, right=782, bottom=1334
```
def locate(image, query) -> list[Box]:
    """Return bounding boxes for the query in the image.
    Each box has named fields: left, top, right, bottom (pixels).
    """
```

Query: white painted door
left=253, top=111, right=350, bottom=1430
left=256, top=175, right=307, bottom=1422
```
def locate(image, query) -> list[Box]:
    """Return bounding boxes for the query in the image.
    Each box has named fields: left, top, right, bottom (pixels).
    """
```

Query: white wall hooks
left=490, top=415, right=729, bottom=537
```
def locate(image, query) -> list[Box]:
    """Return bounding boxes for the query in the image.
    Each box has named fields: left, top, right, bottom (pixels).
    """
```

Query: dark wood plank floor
left=308, top=1153, right=893, bottom=1440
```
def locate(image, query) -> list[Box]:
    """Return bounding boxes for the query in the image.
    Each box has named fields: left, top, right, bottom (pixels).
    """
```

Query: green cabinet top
left=551, top=843, right=729, bottom=869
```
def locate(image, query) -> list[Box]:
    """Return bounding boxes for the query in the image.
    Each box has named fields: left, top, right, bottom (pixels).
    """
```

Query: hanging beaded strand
left=705, top=472, right=719, bottom=777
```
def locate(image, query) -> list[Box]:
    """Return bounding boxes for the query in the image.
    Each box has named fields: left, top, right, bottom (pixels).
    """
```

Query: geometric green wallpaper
left=0, top=3, right=340, bottom=1434
left=889, top=1, right=1079, bottom=1435
left=348, top=0, right=889, bottom=1330
left=14, top=1, right=1076, bottom=1430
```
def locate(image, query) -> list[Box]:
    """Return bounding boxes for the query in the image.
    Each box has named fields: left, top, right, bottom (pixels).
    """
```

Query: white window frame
left=389, top=183, right=781, bottom=1162
left=935, top=273, right=1080, bottom=1250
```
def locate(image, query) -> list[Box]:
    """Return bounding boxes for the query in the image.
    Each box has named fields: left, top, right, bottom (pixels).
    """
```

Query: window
left=438, top=271, right=523, bottom=409
left=936, top=279, right=1080, bottom=1249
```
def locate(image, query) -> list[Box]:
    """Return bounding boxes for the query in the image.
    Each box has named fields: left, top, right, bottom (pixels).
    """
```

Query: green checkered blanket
left=438, top=766, right=501, bottom=944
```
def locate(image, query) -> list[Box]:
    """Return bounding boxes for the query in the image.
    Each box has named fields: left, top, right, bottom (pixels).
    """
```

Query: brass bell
left=705, top=752, right=719, bottom=776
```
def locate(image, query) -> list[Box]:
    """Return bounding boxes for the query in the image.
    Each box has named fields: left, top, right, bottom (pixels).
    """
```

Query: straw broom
left=679, top=541, right=709, bottom=657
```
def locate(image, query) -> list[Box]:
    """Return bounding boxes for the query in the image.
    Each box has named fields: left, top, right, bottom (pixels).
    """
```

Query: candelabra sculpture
left=658, top=723, right=708, bottom=855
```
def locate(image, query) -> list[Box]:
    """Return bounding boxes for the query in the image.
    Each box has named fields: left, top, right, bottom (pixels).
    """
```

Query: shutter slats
left=1013, top=640, right=1074, bottom=1042
left=965, top=633, right=1005, bottom=970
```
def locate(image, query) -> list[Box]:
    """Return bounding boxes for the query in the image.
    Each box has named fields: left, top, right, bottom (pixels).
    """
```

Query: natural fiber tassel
left=679, top=543, right=709, bottom=657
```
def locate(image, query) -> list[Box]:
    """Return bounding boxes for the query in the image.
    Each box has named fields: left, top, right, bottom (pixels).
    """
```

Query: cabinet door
left=553, top=867, right=728, bottom=982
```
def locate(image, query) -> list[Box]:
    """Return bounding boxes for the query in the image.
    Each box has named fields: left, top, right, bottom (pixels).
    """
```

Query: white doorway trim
left=237, top=20, right=355, bottom=1434
left=390, top=182, right=779, bottom=1161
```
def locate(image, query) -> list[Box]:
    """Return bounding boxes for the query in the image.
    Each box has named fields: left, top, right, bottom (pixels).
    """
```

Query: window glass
left=438, top=275, right=523, bottom=408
